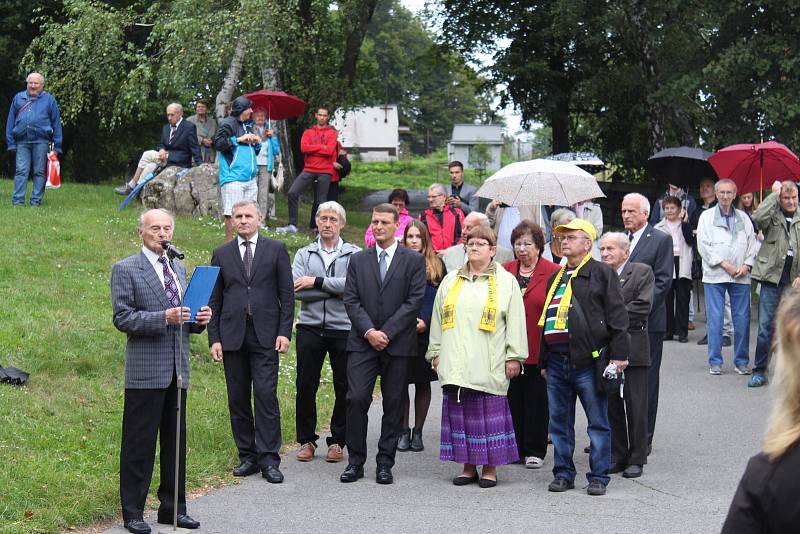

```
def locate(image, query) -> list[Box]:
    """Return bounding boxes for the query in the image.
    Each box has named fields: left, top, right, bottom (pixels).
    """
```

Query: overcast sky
left=398, top=0, right=524, bottom=135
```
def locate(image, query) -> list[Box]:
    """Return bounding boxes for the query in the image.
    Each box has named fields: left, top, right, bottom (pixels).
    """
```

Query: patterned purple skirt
left=440, top=385, right=519, bottom=466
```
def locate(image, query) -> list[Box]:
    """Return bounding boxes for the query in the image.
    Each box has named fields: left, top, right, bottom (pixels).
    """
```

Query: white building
left=447, top=124, right=504, bottom=170
left=332, top=105, right=404, bottom=162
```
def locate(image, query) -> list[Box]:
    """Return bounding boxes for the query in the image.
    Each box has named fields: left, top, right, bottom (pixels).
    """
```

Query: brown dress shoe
left=325, top=443, right=344, bottom=463
left=296, top=442, right=315, bottom=462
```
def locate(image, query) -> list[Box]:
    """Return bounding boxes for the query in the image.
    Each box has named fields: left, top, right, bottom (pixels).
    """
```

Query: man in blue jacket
left=215, top=96, right=261, bottom=241
left=5, top=72, right=62, bottom=207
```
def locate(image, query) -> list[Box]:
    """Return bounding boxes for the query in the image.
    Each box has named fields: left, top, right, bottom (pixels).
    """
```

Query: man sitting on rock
left=114, top=103, right=202, bottom=196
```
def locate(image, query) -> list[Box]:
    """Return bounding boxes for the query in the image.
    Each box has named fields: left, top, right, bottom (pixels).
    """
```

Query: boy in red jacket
left=277, top=106, right=338, bottom=233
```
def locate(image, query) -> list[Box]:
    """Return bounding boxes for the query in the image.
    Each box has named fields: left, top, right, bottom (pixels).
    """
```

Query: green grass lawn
left=0, top=152, right=452, bottom=533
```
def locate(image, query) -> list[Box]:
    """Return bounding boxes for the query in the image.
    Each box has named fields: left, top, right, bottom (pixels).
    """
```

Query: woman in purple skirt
left=427, top=225, right=528, bottom=488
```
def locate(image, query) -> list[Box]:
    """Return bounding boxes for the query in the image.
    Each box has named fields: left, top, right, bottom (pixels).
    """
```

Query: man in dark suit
left=340, top=203, right=426, bottom=484
left=620, top=193, right=673, bottom=455
left=111, top=208, right=212, bottom=534
left=115, top=103, right=202, bottom=195
left=208, top=200, right=294, bottom=484
left=600, top=232, right=655, bottom=479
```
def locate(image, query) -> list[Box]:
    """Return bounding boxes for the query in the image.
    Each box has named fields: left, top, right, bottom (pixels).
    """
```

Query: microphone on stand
left=161, top=240, right=185, bottom=260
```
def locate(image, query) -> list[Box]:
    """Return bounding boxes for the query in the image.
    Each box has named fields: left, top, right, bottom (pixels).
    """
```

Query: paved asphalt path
left=104, top=321, right=769, bottom=534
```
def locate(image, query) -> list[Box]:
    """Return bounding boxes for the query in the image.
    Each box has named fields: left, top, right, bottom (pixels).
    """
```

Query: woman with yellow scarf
left=427, top=225, right=528, bottom=488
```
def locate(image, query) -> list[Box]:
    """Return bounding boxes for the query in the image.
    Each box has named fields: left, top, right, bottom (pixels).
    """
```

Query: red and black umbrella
left=708, top=141, right=800, bottom=195
left=243, top=90, right=306, bottom=121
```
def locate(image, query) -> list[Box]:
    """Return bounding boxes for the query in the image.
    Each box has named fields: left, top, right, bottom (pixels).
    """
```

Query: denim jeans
left=12, top=142, right=49, bottom=206
left=546, top=354, right=610, bottom=485
left=704, top=282, right=751, bottom=368
left=754, top=282, right=788, bottom=376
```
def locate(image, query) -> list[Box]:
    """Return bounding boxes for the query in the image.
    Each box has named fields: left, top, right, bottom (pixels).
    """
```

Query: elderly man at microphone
left=111, top=208, right=212, bottom=534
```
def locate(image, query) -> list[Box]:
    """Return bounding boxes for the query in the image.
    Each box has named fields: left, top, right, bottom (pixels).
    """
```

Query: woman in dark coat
left=722, top=290, right=800, bottom=532
left=502, top=220, right=560, bottom=468
left=397, top=220, right=446, bottom=452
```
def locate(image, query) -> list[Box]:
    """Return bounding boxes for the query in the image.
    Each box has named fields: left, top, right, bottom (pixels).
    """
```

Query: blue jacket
left=6, top=90, right=63, bottom=152
left=214, top=116, right=261, bottom=186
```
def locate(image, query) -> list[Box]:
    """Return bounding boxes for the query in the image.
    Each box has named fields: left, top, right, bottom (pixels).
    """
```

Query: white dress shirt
left=141, top=245, right=181, bottom=295
left=375, top=238, right=399, bottom=270
left=237, top=234, right=259, bottom=260
left=628, top=225, right=647, bottom=254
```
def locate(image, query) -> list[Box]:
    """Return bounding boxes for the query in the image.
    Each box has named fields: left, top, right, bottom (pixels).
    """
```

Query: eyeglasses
left=465, top=241, right=491, bottom=248
left=513, top=241, right=535, bottom=249
left=555, top=235, right=589, bottom=243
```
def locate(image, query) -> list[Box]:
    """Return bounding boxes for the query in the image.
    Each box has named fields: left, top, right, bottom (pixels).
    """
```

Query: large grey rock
left=141, top=165, right=222, bottom=218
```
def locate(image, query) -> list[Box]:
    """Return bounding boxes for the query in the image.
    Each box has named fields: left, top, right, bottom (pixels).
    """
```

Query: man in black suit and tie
left=620, top=193, right=673, bottom=455
left=340, top=203, right=426, bottom=484
left=600, top=232, right=655, bottom=479
left=111, top=208, right=212, bottom=534
left=115, top=103, right=202, bottom=195
left=208, top=200, right=294, bottom=483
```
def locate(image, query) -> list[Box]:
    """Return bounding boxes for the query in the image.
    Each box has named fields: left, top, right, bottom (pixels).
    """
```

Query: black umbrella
left=0, top=366, right=29, bottom=385
left=647, top=147, right=717, bottom=188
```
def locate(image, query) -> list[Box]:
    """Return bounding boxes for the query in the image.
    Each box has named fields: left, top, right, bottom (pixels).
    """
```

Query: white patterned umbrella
left=475, top=159, right=605, bottom=207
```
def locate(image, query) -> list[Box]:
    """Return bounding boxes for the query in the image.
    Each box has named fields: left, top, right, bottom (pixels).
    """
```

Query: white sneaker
left=276, top=224, right=297, bottom=234
left=735, top=365, right=752, bottom=375
left=525, top=456, right=544, bottom=469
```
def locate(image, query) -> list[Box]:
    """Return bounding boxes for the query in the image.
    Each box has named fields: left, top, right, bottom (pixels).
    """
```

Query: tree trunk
left=261, top=67, right=297, bottom=186
left=215, top=37, right=247, bottom=119
left=626, top=0, right=666, bottom=151
left=337, top=0, right=379, bottom=93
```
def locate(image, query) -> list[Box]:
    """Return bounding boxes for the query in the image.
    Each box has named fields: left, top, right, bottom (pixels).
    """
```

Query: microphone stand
left=160, top=253, right=191, bottom=534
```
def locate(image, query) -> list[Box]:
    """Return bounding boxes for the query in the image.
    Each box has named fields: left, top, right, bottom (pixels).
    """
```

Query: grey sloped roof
left=450, top=124, right=504, bottom=144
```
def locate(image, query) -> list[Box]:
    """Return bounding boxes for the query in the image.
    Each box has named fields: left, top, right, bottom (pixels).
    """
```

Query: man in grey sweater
left=292, top=201, right=361, bottom=462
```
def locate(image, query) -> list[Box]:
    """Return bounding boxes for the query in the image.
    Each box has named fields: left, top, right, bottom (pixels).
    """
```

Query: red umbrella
left=708, top=141, right=800, bottom=195
left=243, top=90, right=306, bottom=121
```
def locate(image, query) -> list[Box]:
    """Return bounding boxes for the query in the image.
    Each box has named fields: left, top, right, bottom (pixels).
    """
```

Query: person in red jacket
left=277, top=106, right=338, bottom=234
left=418, top=183, right=466, bottom=253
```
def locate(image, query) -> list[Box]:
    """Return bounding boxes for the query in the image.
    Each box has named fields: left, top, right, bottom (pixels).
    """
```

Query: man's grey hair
left=316, top=201, right=347, bottom=224
left=465, top=212, right=490, bottom=228
left=600, top=231, right=630, bottom=252
left=428, top=183, right=446, bottom=196
left=550, top=208, right=576, bottom=229
left=232, top=199, right=261, bottom=215
left=781, top=181, right=799, bottom=194
left=138, top=208, right=175, bottom=229
left=714, top=178, right=737, bottom=193
left=623, top=193, right=651, bottom=215
left=26, top=72, right=45, bottom=84
left=166, top=102, right=184, bottom=114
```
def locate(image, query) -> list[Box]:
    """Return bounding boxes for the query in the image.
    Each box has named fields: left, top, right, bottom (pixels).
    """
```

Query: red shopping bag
left=46, top=150, right=61, bottom=189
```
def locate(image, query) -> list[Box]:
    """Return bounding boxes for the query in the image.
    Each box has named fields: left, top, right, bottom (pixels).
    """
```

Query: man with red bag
left=5, top=72, right=62, bottom=206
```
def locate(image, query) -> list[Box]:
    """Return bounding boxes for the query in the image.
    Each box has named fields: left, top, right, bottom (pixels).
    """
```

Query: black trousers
left=608, top=365, right=648, bottom=466
left=223, top=320, right=281, bottom=467
left=295, top=328, right=348, bottom=447
left=507, top=363, right=549, bottom=459
left=120, top=375, right=186, bottom=521
left=346, top=349, right=410, bottom=467
left=646, top=333, right=664, bottom=447
left=666, top=261, right=691, bottom=337
left=288, top=171, right=331, bottom=227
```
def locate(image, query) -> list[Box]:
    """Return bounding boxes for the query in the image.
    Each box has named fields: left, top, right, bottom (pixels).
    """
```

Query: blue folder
left=183, top=266, right=220, bottom=322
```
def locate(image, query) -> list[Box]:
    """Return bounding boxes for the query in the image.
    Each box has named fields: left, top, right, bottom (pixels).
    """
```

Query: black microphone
left=161, top=240, right=185, bottom=260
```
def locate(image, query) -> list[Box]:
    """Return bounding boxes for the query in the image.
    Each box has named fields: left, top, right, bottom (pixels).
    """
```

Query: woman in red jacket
left=502, top=220, right=560, bottom=469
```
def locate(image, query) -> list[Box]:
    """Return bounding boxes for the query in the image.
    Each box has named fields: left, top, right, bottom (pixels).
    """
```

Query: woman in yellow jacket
left=427, top=225, right=528, bottom=488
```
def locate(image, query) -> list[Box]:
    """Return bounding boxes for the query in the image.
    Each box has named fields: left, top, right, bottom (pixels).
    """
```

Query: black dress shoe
left=376, top=464, right=394, bottom=484
left=663, top=333, right=674, bottom=341
left=123, top=519, right=151, bottom=534
left=478, top=477, right=497, bottom=488
left=678, top=335, right=688, bottom=343
left=262, top=465, right=284, bottom=483
left=623, top=464, right=643, bottom=478
left=608, top=462, right=626, bottom=474
left=410, top=428, right=424, bottom=452
left=697, top=335, right=708, bottom=345
left=157, top=514, right=200, bottom=529
left=722, top=335, right=732, bottom=347
left=233, top=460, right=259, bottom=477
left=452, top=473, right=479, bottom=486
left=548, top=478, right=575, bottom=492
left=397, top=428, right=411, bottom=451
left=340, top=463, right=364, bottom=483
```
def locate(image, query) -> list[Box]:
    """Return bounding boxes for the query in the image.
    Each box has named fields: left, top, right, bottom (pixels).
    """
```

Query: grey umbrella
left=475, top=159, right=605, bottom=207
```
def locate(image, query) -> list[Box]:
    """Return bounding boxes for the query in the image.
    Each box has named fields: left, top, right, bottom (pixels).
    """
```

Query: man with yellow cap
left=538, top=218, right=630, bottom=496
